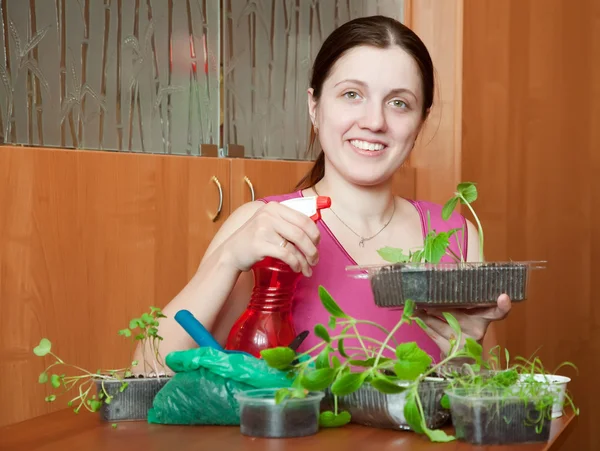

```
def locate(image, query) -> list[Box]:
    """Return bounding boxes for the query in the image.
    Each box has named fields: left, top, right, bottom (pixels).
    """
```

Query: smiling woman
left=138, top=16, right=511, bottom=367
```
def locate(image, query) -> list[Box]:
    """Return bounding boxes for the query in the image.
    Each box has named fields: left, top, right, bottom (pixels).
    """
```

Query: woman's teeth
left=350, top=139, right=385, bottom=151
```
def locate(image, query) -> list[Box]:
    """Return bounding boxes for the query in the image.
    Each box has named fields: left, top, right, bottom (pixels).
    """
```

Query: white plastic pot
left=518, top=374, right=570, bottom=418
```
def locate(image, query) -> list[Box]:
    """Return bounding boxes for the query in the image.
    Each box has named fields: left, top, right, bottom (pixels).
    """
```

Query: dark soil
left=239, top=403, right=319, bottom=438
left=451, top=399, right=552, bottom=445
left=371, top=262, right=528, bottom=307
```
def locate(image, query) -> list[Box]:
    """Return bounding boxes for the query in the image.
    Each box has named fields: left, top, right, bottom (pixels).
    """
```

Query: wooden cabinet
left=229, top=158, right=313, bottom=208
left=0, top=146, right=229, bottom=427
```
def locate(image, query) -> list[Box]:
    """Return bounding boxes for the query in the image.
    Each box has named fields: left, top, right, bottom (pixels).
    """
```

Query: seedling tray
left=322, top=378, right=450, bottom=431
left=95, top=376, right=171, bottom=422
left=445, top=389, right=552, bottom=445
left=346, top=261, right=546, bottom=308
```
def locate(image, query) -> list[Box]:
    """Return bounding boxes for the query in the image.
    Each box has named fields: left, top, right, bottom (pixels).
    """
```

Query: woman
left=140, top=16, right=510, bottom=364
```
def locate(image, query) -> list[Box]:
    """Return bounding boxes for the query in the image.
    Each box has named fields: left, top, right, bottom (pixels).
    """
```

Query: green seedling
left=260, top=286, right=486, bottom=443
left=377, top=181, right=482, bottom=264
left=33, top=307, right=167, bottom=414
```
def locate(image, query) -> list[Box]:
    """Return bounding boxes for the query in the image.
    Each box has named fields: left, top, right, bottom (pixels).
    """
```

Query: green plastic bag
left=147, top=347, right=293, bottom=425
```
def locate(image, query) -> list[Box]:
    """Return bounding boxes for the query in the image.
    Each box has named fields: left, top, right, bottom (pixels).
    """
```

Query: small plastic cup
left=234, top=388, right=324, bottom=438
left=518, top=374, right=571, bottom=418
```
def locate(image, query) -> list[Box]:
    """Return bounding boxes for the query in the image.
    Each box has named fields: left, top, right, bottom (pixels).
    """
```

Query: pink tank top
left=259, top=190, right=468, bottom=363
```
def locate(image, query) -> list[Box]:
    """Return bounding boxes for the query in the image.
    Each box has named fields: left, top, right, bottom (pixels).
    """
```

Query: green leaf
left=119, top=382, right=129, bottom=393
left=442, top=312, right=461, bottom=339
left=260, top=347, right=296, bottom=370
left=370, top=374, right=408, bottom=394
left=89, top=400, right=102, bottom=412
left=442, top=197, right=459, bottom=221
left=275, top=388, right=291, bottom=404
left=414, top=317, right=428, bottom=331
left=505, top=348, right=510, bottom=366
left=111, top=423, right=118, bottom=429
left=410, top=249, right=424, bottom=263
left=328, top=316, right=337, bottom=330
left=129, top=318, right=145, bottom=329
left=300, top=368, right=336, bottom=391
left=118, top=328, right=132, bottom=338
left=441, top=393, right=450, bottom=409
left=50, top=374, right=61, bottom=388
left=331, top=356, right=341, bottom=370
left=402, top=300, right=415, bottom=322
left=314, top=324, right=330, bottom=343
left=38, top=372, right=48, bottom=384
left=426, top=429, right=455, bottom=442
left=33, top=338, right=51, bottom=357
left=349, top=357, right=391, bottom=368
left=423, top=231, right=451, bottom=264
left=331, top=372, right=367, bottom=396
left=465, top=337, right=483, bottom=361
left=377, top=247, right=410, bottom=263
left=318, top=286, right=348, bottom=318
left=403, top=394, right=424, bottom=434
left=457, top=182, right=478, bottom=203
left=141, top=313, right=154, bottom=325
left=338, top=338, right=349, bottom=358
left=45, top=394, right=56, bottom=402
left=315, top=346, right=332, bottom=370
left=394, top=343, right=432, bottom=380
left=319, top=410, right=351, bottom=428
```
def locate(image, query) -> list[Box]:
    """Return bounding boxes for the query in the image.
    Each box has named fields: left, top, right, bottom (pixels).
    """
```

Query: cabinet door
left=0, top=146, right=229, bottom=427
left=229, top=158, right=313, bottom=209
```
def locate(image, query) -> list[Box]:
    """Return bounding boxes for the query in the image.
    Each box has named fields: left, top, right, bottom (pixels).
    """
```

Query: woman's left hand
left=414, top=294, right=512, bottom=355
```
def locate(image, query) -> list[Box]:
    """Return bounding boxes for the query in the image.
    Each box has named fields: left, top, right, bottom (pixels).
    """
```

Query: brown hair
left=295, top=15, right=435, bottom=190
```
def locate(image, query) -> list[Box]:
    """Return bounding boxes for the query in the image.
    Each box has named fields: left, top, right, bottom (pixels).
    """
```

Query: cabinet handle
left=244, top=176, right=255, bottom=202
left=211, top=176, right=223, bottom=222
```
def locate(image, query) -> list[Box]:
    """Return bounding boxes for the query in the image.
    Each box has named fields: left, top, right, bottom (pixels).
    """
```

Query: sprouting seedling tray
left=346, top=261, right=547, bottom=308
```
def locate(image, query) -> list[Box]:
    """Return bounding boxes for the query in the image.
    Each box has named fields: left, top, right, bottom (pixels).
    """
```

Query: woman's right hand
left=221, top=201, right=321, bottom=277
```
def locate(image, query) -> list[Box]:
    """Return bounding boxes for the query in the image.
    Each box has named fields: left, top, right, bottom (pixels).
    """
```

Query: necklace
left=313, top=185, right=396, bottom=247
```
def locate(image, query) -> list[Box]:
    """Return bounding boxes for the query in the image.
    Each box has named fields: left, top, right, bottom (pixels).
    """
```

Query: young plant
left=118, top=306, right=168, bottom=376
left=33, top=306, right=168, bottom=414
left=259, top=286, right=484, bottom=443
left=439, top=347, right=579, bottom=434
left=377, top=181, right=482, bottom=265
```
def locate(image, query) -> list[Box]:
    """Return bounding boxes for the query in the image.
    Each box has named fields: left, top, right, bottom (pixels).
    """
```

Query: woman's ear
left=307, top=88, right=318, bottom=128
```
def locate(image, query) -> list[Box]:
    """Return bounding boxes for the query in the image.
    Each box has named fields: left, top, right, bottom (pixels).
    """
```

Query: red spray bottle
left=225, top=196, right=331, bottom=358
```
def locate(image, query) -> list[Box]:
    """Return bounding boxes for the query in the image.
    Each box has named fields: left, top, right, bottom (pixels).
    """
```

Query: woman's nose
left=358, top=103, right=387, bottom=132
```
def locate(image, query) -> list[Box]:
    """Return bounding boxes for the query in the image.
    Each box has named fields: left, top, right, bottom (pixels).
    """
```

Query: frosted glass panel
left=0, top=0, right=220, bottom=155
left=223, top=0, right=405, bottom=160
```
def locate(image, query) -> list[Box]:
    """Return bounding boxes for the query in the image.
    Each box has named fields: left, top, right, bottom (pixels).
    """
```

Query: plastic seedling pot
left=444, top=388, right=552, bottom=445
left=518, top=374, right=570, bottom=419
left=94, top=376, right=171, bottom=422
left=347, top=261, right=546, bottom=308
left=234, top=388, right=324, bottom=438
left=323, top=377, right=450, bottom=431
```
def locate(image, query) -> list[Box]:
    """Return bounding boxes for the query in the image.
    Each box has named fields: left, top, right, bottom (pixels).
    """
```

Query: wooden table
left=0, top=408, right=577, bottom=451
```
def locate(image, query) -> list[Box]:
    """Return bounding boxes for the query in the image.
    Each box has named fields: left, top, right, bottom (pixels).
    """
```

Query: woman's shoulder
left=258, top=190, right=303, bottom=204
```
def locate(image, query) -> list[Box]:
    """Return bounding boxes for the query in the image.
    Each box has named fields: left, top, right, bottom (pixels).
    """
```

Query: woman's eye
left=390, top=99, right=408, bottom=108
left=343, top=91, right=360, bottom=100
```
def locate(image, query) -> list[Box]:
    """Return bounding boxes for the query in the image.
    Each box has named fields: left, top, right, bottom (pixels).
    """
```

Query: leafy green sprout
left=33, top=307, right=168, bottom=414
left=439, top=351, right=579, bottom=433
left=377, top=182, right=483, bottom=265
left=260, top=286, right=486, bottom=443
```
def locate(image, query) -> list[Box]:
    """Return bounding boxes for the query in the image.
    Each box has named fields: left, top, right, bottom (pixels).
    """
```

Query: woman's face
left=308, top=45, right=425, bottom=186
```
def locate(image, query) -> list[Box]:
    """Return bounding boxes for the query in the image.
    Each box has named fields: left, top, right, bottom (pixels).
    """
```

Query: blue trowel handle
left=174, top=309, right=224, bottom=351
